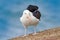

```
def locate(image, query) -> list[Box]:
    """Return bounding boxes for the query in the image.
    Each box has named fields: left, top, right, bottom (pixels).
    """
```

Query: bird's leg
left=25, top=27, right=27, bottom=36
left=33, top=26, right=37, bottom=35
left=22, top=27, right=27, bottom=37
left=22, top=25, right=27, bottom=37
left=23, top=27, right=27, bottom=37
left=34, top=27, right=36, bottom=34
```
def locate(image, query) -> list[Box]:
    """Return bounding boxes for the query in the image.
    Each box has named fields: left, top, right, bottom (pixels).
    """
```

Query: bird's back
left=27, top=5, right=38, bottom=12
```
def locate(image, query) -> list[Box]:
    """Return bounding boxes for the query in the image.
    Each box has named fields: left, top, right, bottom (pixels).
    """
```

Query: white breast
left=20, top=15, right=31, bottom=27
left=20, top=10, right=39, bottom=27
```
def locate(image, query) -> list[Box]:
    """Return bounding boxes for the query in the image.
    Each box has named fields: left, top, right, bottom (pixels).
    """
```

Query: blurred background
left=0, top=0, right=60, bottom=40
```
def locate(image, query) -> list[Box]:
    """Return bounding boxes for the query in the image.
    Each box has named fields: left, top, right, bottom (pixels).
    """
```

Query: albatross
left=20, top=5, right=41, bottom=36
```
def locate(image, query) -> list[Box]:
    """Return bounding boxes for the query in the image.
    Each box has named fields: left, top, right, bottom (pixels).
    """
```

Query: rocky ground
left=9, top=27, right=60, bottom=40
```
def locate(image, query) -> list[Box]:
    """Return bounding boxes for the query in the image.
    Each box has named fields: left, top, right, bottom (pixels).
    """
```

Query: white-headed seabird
left=20, top=5, right=41, bottom=36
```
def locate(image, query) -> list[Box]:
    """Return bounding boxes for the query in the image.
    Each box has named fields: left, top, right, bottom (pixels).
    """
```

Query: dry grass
left=9, top=27, right=60, bottom=40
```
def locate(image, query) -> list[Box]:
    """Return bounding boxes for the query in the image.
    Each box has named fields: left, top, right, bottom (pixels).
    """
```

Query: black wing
left=33, top=10, right=41, bottom=20
left=27, top=5, right=38, bottom=12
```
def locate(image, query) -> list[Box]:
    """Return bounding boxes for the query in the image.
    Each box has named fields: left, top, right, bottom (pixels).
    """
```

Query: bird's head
left=23, top=10, right=31, bottom=16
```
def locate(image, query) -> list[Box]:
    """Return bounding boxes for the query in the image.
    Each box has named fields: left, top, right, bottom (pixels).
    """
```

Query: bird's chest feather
left=20, top=13, right=39, bottom=26
left=20, top=15, right=32, bottom=25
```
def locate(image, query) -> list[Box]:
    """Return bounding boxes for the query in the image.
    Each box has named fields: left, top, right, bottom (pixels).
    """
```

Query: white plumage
left=20, top=10, right=39, bottom=36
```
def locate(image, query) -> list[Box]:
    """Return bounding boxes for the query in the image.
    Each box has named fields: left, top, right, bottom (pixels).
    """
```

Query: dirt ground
left=9, top=27, right=60, bottom=40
